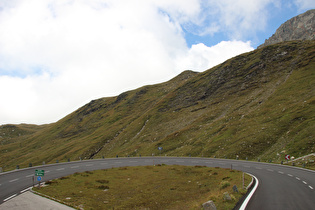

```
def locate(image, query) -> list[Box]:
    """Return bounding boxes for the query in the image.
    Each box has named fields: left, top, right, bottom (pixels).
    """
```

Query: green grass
left=34, top=165, right=251, bottom=210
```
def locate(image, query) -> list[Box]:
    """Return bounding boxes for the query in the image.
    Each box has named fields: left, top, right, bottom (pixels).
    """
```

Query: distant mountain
left=1, top=40, right=314, bottom=170
left=258, top=9, right=315, bottom=48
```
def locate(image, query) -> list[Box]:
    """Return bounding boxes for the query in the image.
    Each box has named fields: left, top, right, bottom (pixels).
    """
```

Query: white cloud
left=176, top=41, right=253, bottom=72
left=0, top=0, right=255, bottom=125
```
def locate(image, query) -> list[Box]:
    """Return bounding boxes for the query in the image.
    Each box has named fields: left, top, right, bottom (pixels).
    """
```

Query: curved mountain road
left=1, top=157, right=314, bottom=209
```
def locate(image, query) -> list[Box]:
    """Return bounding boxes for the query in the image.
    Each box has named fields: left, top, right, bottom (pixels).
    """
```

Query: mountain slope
left=1, top=40, right=314, bottom=170
left=258, top=9, right=315, bottom=48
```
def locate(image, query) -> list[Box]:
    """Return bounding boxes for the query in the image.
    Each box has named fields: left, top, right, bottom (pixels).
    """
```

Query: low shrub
left=220, top=181, right=230, bottom=189
left=96, top=179, right=109, bottom=184
left=98, top=185, right=109, bottom=190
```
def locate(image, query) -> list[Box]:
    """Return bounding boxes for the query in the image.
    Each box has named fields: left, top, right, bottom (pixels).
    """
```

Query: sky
left=0, top=0, right=314, bottom=125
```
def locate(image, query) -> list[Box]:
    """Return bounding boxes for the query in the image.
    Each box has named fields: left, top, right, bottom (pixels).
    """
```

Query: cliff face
left=258, top=9, right=315, bottom=48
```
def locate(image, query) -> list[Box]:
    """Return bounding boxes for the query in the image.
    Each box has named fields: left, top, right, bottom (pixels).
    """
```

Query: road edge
left=233, top=173, right=259, bottom=210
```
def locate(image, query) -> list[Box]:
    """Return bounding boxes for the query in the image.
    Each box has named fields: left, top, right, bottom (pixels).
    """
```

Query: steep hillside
left=258, top=9, right=315, bottom=48
left=0, top=41, right=314, bottom=170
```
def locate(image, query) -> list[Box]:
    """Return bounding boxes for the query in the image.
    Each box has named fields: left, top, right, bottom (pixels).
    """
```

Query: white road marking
left=3, top=194, right=17, bottom=202
left=9, top=178, right=19, bottom=182
left=243, top=165, right=250, bottom=168
left=287, top=174, right=293, bottom=177
left=176, top=160, right=184, bottom=163
left=278, top=171, right=284, bottom=174
left=26, top=174, right=33, bottom=178
left=191, top=161, right=199, bottom=163
left=71, top=166, right=79, bottom=168
left=129, top=161, right=138, bottom=163
left=296, top=177, right=300, bottom=180
left=20, top=187, right=32, bottom=193
left=256, top=167, right=262, bottom=169
left=267, top=169, right=274, bottom=172
left=239, top=173, right=259, bottom=210
left=46, top=171, right=50, bottom=173
left=114, top=162, right=122, bottom=164
left=309, top=186, right=313, bottom=190
left=56, top=168, right=65, bottom=171
left=86, top=164, right=93, bottom=166
left=101, top=163, right=108, bottom=165
left=303, top=181, right=307, bottom=185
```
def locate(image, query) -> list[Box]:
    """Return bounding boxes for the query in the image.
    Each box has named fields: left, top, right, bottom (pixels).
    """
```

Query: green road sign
left=35, top=169, right=45, bottom=176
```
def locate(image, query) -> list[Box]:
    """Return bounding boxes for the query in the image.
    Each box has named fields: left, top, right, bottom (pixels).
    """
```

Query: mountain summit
left=258, top=9, right=315, bottom=48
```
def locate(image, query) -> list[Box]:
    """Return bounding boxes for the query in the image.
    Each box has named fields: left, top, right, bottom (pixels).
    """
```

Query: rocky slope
left=258, top=9, right=315, bottom=48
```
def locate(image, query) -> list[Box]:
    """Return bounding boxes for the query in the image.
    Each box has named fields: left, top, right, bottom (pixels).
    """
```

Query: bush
left=98, top=185, right=109, bottom=190
left=59, top=176, right=69, bottom=180
left=45, top=180, right=57, bottom=185
left=220, top=181, right=230, bottom=189
left=96, top=179, right=109, bottom=184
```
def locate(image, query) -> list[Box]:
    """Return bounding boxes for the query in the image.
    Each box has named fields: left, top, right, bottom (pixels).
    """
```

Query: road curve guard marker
left=239, top=173, right=259, bottom=210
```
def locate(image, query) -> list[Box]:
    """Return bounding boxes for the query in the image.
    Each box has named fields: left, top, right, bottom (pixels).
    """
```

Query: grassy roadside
left=34, top=165, right=251, bottom=209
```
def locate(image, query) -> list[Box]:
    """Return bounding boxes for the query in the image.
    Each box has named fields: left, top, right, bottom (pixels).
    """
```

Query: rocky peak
left=258, top=9, right=315, bottom=48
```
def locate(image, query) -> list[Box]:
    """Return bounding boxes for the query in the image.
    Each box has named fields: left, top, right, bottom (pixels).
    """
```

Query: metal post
left=243, top=172, right=245, bottom=189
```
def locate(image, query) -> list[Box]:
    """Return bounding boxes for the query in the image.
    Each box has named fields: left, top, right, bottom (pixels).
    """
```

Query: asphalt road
left=1, top=157, right=314, bottom=209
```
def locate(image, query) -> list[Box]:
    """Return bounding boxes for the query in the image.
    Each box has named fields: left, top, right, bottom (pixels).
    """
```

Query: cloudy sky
left=0, top=0, right=314, bottom=125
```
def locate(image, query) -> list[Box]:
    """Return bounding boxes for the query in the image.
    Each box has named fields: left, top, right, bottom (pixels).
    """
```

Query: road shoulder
left=0, top=191, right=74, bottom=210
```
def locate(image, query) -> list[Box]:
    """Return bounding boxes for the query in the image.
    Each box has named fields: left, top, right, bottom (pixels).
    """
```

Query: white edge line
left=239, top=173, right=259, bottom=210
left=20, top=187, right=32, bottom=193
left=3, top=194, right=17, bottom=202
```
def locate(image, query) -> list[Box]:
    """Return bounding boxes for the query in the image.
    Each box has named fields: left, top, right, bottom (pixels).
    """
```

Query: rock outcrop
left=258, top=9, right=315, bottom=48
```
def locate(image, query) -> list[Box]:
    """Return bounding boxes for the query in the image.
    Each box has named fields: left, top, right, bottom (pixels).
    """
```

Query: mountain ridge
left=1, top=40, right=314, bottom=170
left=258, top=9, right=315, bottom=48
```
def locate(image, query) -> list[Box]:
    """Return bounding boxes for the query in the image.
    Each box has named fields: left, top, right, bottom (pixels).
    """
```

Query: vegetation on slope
left=0, top=41, right=314, bottom=170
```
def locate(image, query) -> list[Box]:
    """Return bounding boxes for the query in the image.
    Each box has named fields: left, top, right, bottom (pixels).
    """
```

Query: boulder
left=223, top=192, right=232, bottom=201
left=202, top=200, right=217, bottom=210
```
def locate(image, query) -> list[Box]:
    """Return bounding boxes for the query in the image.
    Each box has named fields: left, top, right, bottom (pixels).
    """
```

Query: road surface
left=1, top=157, right=314, bottom=209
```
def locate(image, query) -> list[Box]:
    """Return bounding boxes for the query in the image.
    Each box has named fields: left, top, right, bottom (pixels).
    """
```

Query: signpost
left=158, top=147, right=163, bottom=156
left=35, top=169, right=45, bottom=188
left=35, top=169, right=45, bottom=176
left=285, top=154, right=290, bottom=164
left=285, top=155, right=290, bottom=160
